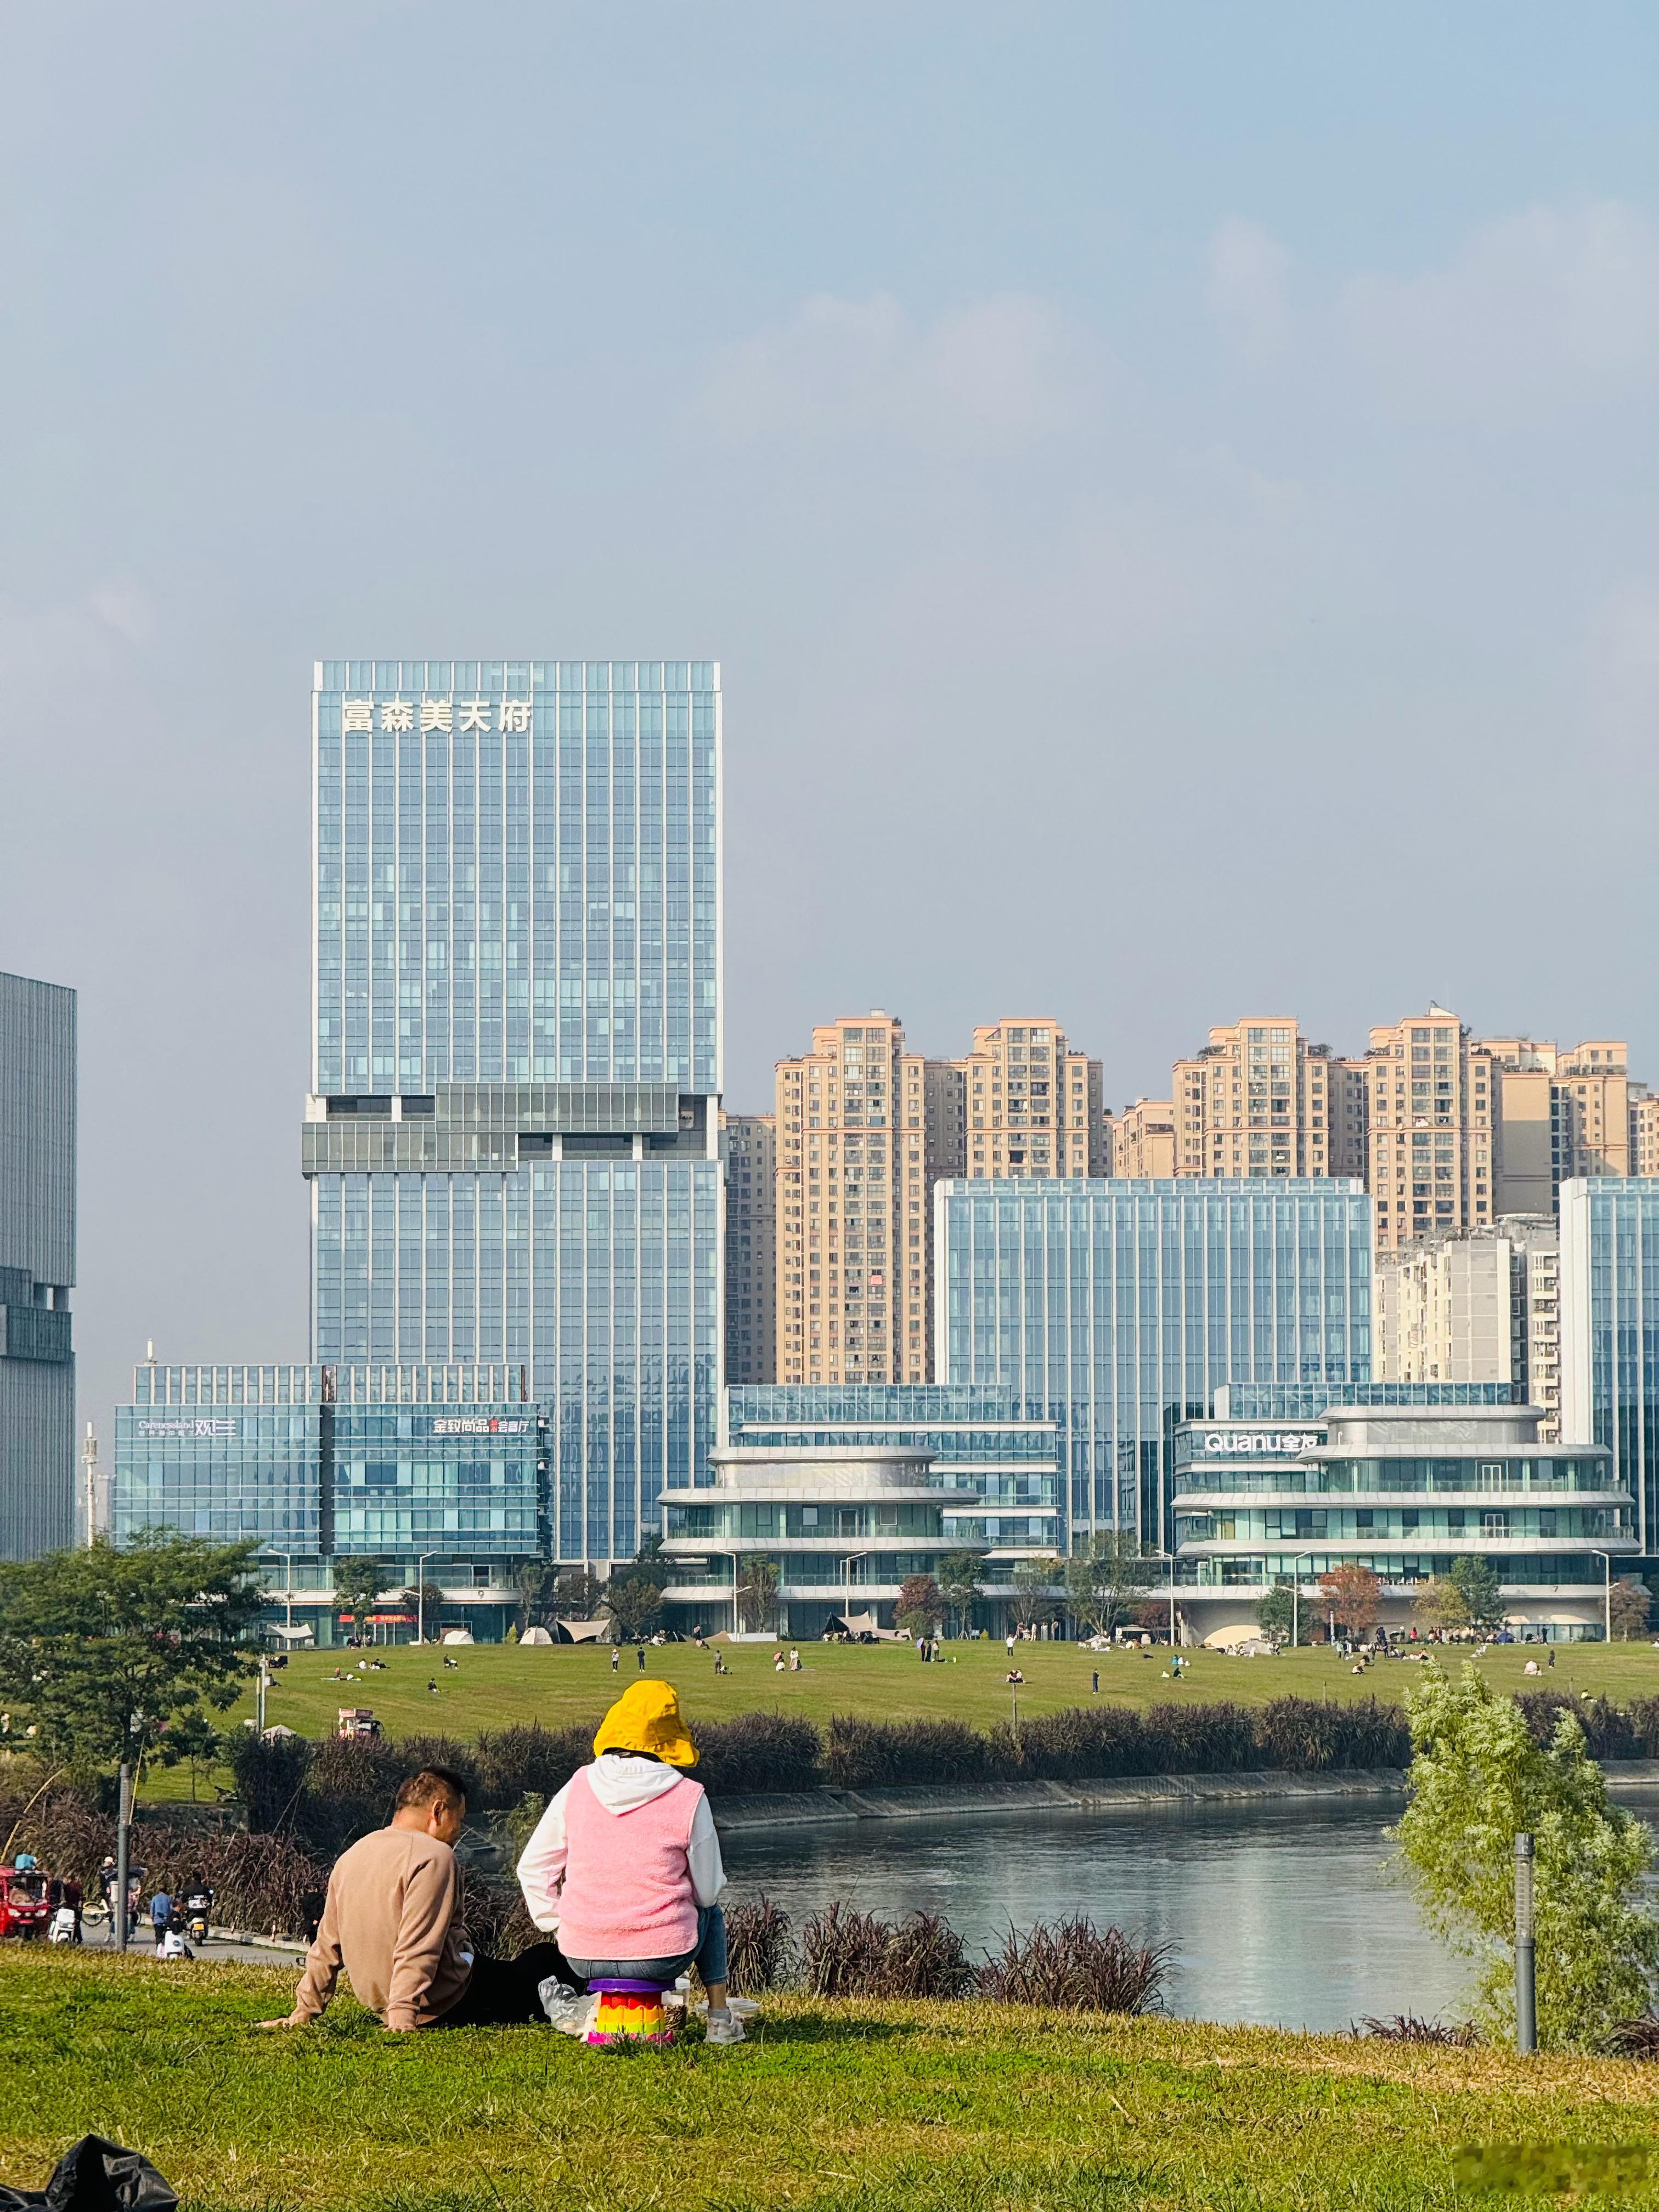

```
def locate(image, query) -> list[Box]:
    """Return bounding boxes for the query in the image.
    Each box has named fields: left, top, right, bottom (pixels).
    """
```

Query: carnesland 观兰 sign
left=1202, top=1429, right=1323, bottom=1457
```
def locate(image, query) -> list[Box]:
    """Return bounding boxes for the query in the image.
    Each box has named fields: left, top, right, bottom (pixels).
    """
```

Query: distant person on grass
left=517, top=1681, right=746, bottom=2045
left=260, top=1767, right=573, bottom=2032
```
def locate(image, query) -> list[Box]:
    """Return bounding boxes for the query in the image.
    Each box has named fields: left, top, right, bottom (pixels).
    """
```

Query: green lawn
left=6, top=1949, right=1659, bottom=2210
left=136, top=1638, right=1659, bottom=1802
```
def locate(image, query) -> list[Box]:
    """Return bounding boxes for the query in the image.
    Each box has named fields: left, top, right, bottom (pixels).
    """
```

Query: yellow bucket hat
left=592, top=1679, right=698, bottom=1768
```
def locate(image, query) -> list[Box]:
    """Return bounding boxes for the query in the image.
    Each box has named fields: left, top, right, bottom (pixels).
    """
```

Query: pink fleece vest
left=556, top=1766, right=703, bottom=1962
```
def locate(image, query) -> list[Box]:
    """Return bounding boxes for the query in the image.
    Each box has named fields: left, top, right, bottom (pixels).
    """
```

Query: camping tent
left=441, top=1627, right=475, bottom=1646
left=520, top=1626, right=555, bottom=1646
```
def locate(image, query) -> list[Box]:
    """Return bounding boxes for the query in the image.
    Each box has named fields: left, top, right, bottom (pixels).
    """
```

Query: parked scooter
left=48, top=1904, right=79, bottom=1945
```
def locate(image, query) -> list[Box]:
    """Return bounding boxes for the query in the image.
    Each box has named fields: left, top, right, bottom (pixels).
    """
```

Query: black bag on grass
left=0, top=2136, right=177, bottom=2212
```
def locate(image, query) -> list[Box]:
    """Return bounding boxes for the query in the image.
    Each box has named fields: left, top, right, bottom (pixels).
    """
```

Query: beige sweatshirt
left=291, top=1826, right=471, bottom=2031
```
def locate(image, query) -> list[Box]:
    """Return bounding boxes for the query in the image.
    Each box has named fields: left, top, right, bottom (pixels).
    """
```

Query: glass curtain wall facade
left=1561, top=1177, right=1659, bottom=1559
left=938, top=1178, right=1373, bottom=1549
left=113, top=1363, right=543, bottom=1643
left=0, top=972, right=76, bottom=1559
left=307, top=662, right=721, bottom=1566
left=725, top=1384, right=1062, bottom=1553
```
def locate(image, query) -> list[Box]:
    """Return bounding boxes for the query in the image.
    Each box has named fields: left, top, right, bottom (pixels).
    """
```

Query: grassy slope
left=137, top=1639, right=1659, bottom=1801
left=7, top=1951, right=1659, bottom=2211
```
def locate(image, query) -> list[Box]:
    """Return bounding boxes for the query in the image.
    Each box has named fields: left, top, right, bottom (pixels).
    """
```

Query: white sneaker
left=706, top=2010, right=747, bottom=2046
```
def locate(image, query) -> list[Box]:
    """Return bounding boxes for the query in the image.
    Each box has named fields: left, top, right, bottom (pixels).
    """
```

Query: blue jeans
left=565, top=1904, right=727, bottom=1989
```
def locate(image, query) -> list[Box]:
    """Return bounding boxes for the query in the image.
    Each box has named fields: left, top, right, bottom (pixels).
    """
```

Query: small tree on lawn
left=1451, top=1556, right=1505, bottom=1633
left=399, top=1583, right=445, bottom=1639
left=1414, top=1576, right=1471, bottom=1634
left=1009, top=1555, right=1056, bottom=1630
left=1256, top=1581, right=1309, bottom=1646
left=514, top=1559, right=561, bottom=1633
left=552, top=1567, right=606, bottom=1622
left=332, top=1556, right=386, bottom=1642
left=1317, top=1561, right=1381, bottom=1642
left=1610, top=1578, right=1653, bottom=1643
left=1393, top=1660, right=1659, bottom=2049
left=734, top=1555, right=780, bottom=1634
left=895, top=1573, right=944, bottom=1640
left=0, top=1532, right=262, bottom=1779
left=1063, top=1530, right=1154, bottom=1640
left=935, top=1550, right=986, bottom=1638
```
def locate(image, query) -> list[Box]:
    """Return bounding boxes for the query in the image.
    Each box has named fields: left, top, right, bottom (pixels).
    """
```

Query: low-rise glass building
left=661, top=1444, right=980, bottom=1638
left=112, top=1362, right=544, bottom=1643
left=1173, top=1400, right=1634, bottom=1645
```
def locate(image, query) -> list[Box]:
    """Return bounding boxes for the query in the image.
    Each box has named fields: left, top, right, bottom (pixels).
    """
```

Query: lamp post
left=1148, top=1550, right=1178, bottom=1649
left=1289, top=1550, right=1316, bottom=1652
left=416, top=1551, right=440, bottom=1647
left=842, top=1551, right=870, bottom=1632
left=273, top=1551, right=295, bottom=1636
left=1592, top=1549, right=1613, bottom=1644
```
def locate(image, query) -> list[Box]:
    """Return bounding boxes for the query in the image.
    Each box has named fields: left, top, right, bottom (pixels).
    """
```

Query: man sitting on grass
left=260, top=1766, right=572, bottom=2032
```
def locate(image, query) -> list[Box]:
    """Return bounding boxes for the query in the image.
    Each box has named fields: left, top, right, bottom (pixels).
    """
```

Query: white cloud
left=696, top=291, right=1093, bottom=450
left=1206, top=217, right=1292, bottom=363
left=1341, top=201, right=1659, bottom=414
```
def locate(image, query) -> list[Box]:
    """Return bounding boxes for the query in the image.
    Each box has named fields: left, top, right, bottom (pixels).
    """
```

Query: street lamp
left=416, top=1552, right=441, bottom=1647
left=1592, top=1549, right=1613, bottom=1645
left=1288, top=1550, right=1316, bottom=1652
left=842, top=1552, right=870, bottom=1633
left=272, top=1551, right=295, bottom=1636
left=1148, top=1550, right=1178, bottom=1649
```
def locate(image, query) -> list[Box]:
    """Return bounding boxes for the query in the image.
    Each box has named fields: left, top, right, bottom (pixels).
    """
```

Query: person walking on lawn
left=516, top=1680, right=745, bottom=2045
left=259, top=1767, right=573, bottom=2032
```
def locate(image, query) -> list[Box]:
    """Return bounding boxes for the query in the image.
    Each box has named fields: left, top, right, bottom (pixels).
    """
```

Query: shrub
left=996, top=1704, right=1149, bottom=1780
left=461, top=1876, right=541, bottom=1960
left=725, top=1895, right=794, bottom=1994
left=228, top=1730, right=313, bottom=1831
left=474, top=1723, right=594, bottom=1809
left=693, top=1713, right=822, bottom=1796
left=1515, top=1692, right=1639, bottom=1763
left=1600, top=2016, right=1659, bottom=2059
left=1626, top=1699, right=1659, bottom=1759
left=978, top=1918, right=1169, bottom=2013
left=1254, top=1695, right=1409, bottom=1771
left=821, top=1715, right=998, bottom=1790
left=798, top=1903, right=977, bottom=1999
left=1355, top=2013, right=1477, bottom=2046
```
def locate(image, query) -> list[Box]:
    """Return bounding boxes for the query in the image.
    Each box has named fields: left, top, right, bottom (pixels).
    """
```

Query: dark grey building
left=0, top=970, right=76, bottom=1557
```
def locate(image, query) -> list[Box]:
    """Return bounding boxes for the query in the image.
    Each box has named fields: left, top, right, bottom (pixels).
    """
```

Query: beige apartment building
left=1375, top=1216, right=1561, bottom=1440
left=1109, top=1097, right=1175, bottom=1177
left=722, top=1113, right=776, bottom=1385
left=1170, top=1017, right=1369, bottom=1180
left=770, top=1010, right=1110, bottom=1386
left=1363, top=1006, right=1497, bottom=1254
left=1480, top=1037, right=1644, bottom=1214
left=960, top=1019, right=1107, bottom=1180
left=773, top=1013, right=961, bottom=1386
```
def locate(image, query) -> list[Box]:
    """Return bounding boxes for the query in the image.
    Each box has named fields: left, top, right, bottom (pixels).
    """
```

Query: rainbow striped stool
left=586, top=1978, right=676, bottom=2049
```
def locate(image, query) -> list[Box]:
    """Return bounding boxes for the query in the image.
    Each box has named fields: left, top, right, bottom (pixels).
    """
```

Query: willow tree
left=1393, top=1661, right=1659, bottom=2049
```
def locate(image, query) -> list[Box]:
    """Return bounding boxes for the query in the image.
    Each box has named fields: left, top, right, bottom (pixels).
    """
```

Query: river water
left=723, top=1801, right=1477, bottom=2031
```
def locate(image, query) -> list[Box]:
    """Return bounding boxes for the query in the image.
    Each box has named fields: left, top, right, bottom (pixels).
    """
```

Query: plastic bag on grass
left=0, top=2135, right=178, bottom=2212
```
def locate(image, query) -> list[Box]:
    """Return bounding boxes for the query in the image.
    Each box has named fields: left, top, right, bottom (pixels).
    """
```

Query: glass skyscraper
left=1561, top=1177, right=1659, bottom=1559
left=937, top=1178, right=1373, bottom=1547
left=0, top=970, right=76, bottom=1559
left=305, top=662, right=721, bottom=1566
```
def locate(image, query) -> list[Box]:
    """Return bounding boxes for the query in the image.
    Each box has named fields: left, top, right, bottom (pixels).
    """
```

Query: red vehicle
left=0, top=1867, right=49, bottom=1940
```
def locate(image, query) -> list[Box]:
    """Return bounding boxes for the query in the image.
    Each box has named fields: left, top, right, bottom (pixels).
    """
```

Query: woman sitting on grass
left=517, top=1680, right=744, bottom=2045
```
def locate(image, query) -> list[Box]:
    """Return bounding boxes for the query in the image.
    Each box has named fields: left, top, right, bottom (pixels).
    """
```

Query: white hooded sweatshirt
left=516, top=1751, right=726, bottom=1934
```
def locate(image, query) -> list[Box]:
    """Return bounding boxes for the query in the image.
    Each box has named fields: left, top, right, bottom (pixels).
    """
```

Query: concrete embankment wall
left=711, top=1759, right=1659, bottom=1833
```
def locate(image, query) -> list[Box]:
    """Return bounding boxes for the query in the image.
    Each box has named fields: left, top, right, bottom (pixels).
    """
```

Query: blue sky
left=1, top=2, right=1656, bottom=1438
